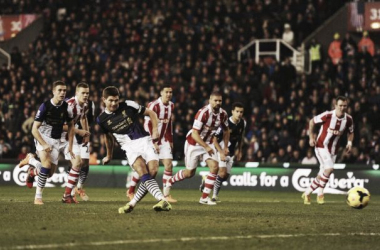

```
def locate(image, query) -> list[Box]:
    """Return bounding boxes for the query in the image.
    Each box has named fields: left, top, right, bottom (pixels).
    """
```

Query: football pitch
left=0, top=187, right=379, bottom=250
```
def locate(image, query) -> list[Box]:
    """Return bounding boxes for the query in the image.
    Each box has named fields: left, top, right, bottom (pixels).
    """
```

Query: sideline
left=2, top=233, right=380, bottom=250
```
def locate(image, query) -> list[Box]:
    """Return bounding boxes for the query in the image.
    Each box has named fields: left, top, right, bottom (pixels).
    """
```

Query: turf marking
left=2, top=233, right=380, bottom=250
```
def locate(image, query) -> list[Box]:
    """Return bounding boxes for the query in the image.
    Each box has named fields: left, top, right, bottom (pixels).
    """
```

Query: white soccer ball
left=346, top=186, right=370, bottom=209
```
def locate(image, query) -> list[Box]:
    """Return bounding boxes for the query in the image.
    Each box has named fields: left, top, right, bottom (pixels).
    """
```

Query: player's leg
left=120, top=157, right=170, bottom=213
left=34, top=150, right=52, bottom=205
left=163, top=143, right=198, bottom=198
left=18, top=153, right=43, bottom=188
left=17, top=153, right=35, bottom=169
left=314, top=148, right=334, bottom=204
left=160, top=141, right=174, bottom=188
left=144, top=145, right=172, bottom=211
left=126, top=141, right=145, bottom=201
left=315, top=167, right=325, bottom=204
left=126, top=170, right=140, bottom=200
left=158, top=141, right=177, bottom=202
left=73, top=143, right=91, bottom=201
left=33, top=137, right=59, bottom=205
left=62, top=142, right=81, bottom=203
left=161, top=158, right=177, bottom=203
left=63, top=155, right=81, bottom=203
left=316, top=154, right=335, bottom=204
left=128, top=158, right=152, bottom=206
left=199, top=158, right=218, bottom=205
left=71, top=158, right=89, bottom=201
left=302, top=148, right=327, bottom=205
left=120, top=138, right=171, bottom=213
left=162, top=159, right=173, bottom=188
left=212, top=156, right=233, bottom=202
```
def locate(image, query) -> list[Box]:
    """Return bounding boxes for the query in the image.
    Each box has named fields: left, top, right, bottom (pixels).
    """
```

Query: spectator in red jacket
left=358, top=30, right=375, bottom=56
left=328, top=33, right=342, bottom=65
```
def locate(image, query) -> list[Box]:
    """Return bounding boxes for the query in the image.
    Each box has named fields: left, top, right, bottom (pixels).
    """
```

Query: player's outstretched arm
left=80, top=116, right=91, bottom=145
left=346, top=133, right=354, bottom=154
left=144, top=109, right=159, bottom=139
left=222, top=126, right=230, bottom=156
left=67, top=120, right=76, bottom=159
left=236, top=135, right=244, bottom=161
left=102, top=133, right=114, bottom=165
left=192, top=129, right=213, bottom=156
left=144, top=108, right=160, bottom=153
left=309, top=118, right=316, bottom=147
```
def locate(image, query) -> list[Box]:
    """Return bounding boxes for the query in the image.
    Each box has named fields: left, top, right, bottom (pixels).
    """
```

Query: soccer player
left=127, top=85, right=177, bottom=203
left=97, top=86, right=171, bottom=213
left=61, top=82, right=91, bottom=203
left=70, top=99, right=96, bottom=201
left=31, top=80, right=75, bottom=205
left=302, top=96, right=354, bottom=205
left=200, top=102, right=246, bottom=202
left=164, top=91, right=230, bottom=205
left=19, top=83, right=92, bottom=204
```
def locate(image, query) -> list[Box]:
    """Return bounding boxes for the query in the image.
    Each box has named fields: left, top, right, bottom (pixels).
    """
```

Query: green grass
left=0, top=187, right=379, bottom=250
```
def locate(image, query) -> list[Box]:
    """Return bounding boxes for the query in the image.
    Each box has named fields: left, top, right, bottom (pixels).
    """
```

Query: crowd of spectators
left=1, top=0, right=379, bottom=165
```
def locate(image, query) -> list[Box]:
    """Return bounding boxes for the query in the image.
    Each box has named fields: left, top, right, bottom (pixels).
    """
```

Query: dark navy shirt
left=75, top=100, right=95, bottom=144
left=96, top=101, right=149, bottom=145
left=35, top=100, right=73, bottom=139
left=215, top=117, right=246, bottom=156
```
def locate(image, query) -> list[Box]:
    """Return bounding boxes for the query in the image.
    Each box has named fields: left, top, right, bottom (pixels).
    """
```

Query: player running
left=97, top=86, right=171, bottom=213
left=127, top=85, right=177, bottom=203
left=164, top=91, right=230, bottom=205
left=302, top=96, right=354, bottom=205
left=200, top=102, right=246, bottom=202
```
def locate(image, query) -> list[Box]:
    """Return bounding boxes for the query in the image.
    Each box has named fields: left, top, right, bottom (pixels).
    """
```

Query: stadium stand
left=0, top=0, right=379, bottom=165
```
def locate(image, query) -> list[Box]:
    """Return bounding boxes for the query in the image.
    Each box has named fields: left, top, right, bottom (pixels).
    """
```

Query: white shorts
left=314, top=147, right=337, bottom=174
left=121, top=136, right=159, bottom=167
left=79, top=142, right=90, bottom=159
left=184, top=141, right=218, bottom=170
left=65, top=136, right=82, bottom=160
left=158, top=140, right=173, bottom=160
left=64, top=143, right=90, bottom=160
left=59, top=140, right=68, bottom=154
left=218, top=154, right=234, bottom=174
left=34, top=134, right=61, bottom=165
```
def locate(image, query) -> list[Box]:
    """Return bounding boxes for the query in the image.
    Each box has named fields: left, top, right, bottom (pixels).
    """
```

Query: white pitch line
left=1, top=233, right=380, bottom=250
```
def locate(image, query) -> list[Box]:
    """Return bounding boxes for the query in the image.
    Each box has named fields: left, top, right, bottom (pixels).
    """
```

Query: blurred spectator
left=309, top=38, right=322, bottom=72
left=289, top=150, right=301, bottom=163
left=328, top=33, right=342, bottom=65
left=282, top=23, right=294, bottom=46
left=17, top=146, right=28, bottom=161
left=277, top=148, right=290, bottom=163
left=340, top=32, right=356, bottom=61
left=370, top=144, right=380, bottom=164
left=301, top=149, right=318, bottom=164
left=280, top=57, right=297, bottom=90
left=358, top=31, right=375, bottom=56
left=1, top=144, right=13, bottom=159
left=340, top=147, right=359, bottom=164
left=355, top=152, right=371, bottom=165
left=10, top=46, right=22, bottom=68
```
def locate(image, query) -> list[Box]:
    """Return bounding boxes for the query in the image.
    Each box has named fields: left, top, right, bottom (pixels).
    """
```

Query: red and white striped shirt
left=314, top=110, right=354, bottom=155
left=187, top=104, right=228, bottom=145
left=144, top=97, right=173, bottom=144
left=66, top=96, right=88, bottom=124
